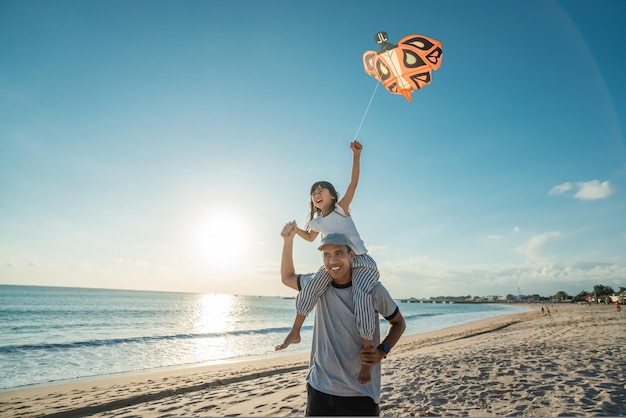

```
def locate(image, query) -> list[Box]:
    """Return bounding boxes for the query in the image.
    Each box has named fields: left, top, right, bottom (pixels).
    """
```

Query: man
left=280, top=223, right=406, bottom=416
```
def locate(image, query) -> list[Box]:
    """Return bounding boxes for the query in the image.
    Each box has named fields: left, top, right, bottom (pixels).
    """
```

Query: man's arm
left=380, top=310, right=406, bottom=351
left=359, top=310, right=406, bottom=365
left=280, top=222, right=299, bottom=291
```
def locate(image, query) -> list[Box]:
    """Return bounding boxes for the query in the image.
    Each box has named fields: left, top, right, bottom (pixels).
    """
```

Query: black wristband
left=377, top=342, right=390, bottom=357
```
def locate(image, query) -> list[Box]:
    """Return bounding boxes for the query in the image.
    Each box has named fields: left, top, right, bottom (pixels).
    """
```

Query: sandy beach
left=1, top=303, right=624, bottom=417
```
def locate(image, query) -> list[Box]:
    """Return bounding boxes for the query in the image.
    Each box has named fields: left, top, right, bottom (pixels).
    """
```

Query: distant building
left=583, top=292, right=595, bottom=303
left=610, top=288, right=626, bottom=303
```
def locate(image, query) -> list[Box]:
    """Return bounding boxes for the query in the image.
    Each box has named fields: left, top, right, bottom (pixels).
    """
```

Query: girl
left=275, top=140, right=379, bottom=385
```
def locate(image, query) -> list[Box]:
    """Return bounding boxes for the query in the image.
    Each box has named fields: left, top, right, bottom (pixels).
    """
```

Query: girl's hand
left=350, top=140, right=362, bottom=154
left=280, top=221, right=296, bottom=238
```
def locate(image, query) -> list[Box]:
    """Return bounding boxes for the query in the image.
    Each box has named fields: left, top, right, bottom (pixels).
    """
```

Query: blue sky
left=1, top=0, right=625, bottom=299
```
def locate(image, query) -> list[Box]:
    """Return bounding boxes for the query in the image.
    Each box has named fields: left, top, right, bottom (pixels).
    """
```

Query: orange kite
left=363, top=31, right=443, bottom=103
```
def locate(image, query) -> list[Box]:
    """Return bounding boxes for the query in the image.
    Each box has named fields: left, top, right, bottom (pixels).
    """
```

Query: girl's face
left=311, top=185, right=335, bottom=211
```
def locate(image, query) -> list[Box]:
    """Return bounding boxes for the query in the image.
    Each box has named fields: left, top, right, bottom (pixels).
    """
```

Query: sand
left=1, top=303, right=624, bottom=417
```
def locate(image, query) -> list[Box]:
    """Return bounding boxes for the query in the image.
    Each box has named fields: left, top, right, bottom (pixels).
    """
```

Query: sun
left=193, top=214, right=248, bottom=267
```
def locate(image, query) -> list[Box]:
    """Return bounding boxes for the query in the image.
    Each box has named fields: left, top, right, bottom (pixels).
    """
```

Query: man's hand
left=359, top=345, right=385, bottom=366
left=280, top=221, right=299, bottom=291
left=281, top=221, right=296, bottom=239
left=360, top=312, right=406, bottom=366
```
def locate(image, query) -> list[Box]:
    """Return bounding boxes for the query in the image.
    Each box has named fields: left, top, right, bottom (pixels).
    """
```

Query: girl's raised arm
left=339, top=140, right=362, bottom=213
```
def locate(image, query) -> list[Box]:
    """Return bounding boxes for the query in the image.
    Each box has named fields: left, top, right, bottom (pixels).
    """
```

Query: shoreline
left=2, top=303, right=624, bottom=417
left=0, top=303, right=528, bottom=394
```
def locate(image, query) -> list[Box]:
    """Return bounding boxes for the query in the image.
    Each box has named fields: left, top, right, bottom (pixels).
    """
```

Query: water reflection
left=193, top=293, right=237, bottom=334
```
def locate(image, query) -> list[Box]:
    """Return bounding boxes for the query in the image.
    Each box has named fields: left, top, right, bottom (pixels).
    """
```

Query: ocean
left=0, top=285, right=528, bottom=391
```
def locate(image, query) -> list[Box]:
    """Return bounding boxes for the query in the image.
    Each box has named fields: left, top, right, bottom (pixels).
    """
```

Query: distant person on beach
left=276, top=140, right=381, bottom=385
left=279, top=225, right=405, bottom=416
left=616, top=301, right=621, bottom=312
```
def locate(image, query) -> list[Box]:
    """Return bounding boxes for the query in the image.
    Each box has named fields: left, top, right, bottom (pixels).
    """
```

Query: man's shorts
left=306, top=383, right=379, bottom=416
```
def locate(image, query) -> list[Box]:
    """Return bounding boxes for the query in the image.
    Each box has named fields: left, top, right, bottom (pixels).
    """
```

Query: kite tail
left=353, top=80, right=380, bottom=140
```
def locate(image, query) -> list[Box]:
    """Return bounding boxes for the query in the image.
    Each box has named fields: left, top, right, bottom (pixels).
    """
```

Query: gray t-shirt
left=298, top=274, right=399, bottom=403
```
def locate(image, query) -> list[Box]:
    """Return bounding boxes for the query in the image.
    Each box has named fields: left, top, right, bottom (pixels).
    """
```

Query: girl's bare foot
left=275, top=330, right=301, bottom=351
left=357, top=363, right=372, bottom=384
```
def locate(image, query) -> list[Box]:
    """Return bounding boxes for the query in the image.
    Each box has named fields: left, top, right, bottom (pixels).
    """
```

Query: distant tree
left=554, top=291, right=569, bottom=302
left=573, top=290, right=589, bottom=302
left=506, top=294, right=516, bottom=302
left=594, top=284, right=615, bottom=302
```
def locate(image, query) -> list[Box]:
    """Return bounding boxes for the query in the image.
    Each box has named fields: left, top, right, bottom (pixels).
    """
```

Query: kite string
left=353, top=80, right=380, bottom=140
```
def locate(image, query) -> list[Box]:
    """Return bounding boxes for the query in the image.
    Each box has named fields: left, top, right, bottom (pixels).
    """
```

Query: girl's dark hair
left=305, top=181, right=339, bottom=231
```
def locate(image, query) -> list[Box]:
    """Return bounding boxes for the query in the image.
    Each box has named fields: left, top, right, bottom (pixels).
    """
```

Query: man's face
left=321, top=243, right=354, bottom=283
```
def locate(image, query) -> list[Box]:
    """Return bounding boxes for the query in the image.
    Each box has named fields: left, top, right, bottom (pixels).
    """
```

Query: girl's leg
left=358, top=339, right=373, bottom=385
left=351, top=259, right=379, bottom=341
left=275, top=267, right=332, bottom=351
left=351, top=260, right=379, bottom=384
left=354, top=287, right=375, bottom=384
left=275, top=313, right=305, bottom=350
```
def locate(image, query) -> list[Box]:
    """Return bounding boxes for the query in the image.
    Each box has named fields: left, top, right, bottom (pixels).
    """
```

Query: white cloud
left=513, top=226, right=520, bottom=233
left=575, top=180, right=613, bottom=200
left=516, top=232, right=561, bottom=261
left=549, top=180, right=612, bottom=200
left=367, top=245, right=387, bottom=254
left=549, top=182, right=572, bottom=195
left=378, top=255, right=626, bottom=299
left=487, top=235, right=503, bottom=239
left=384, top=255, right=456, bottom=279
